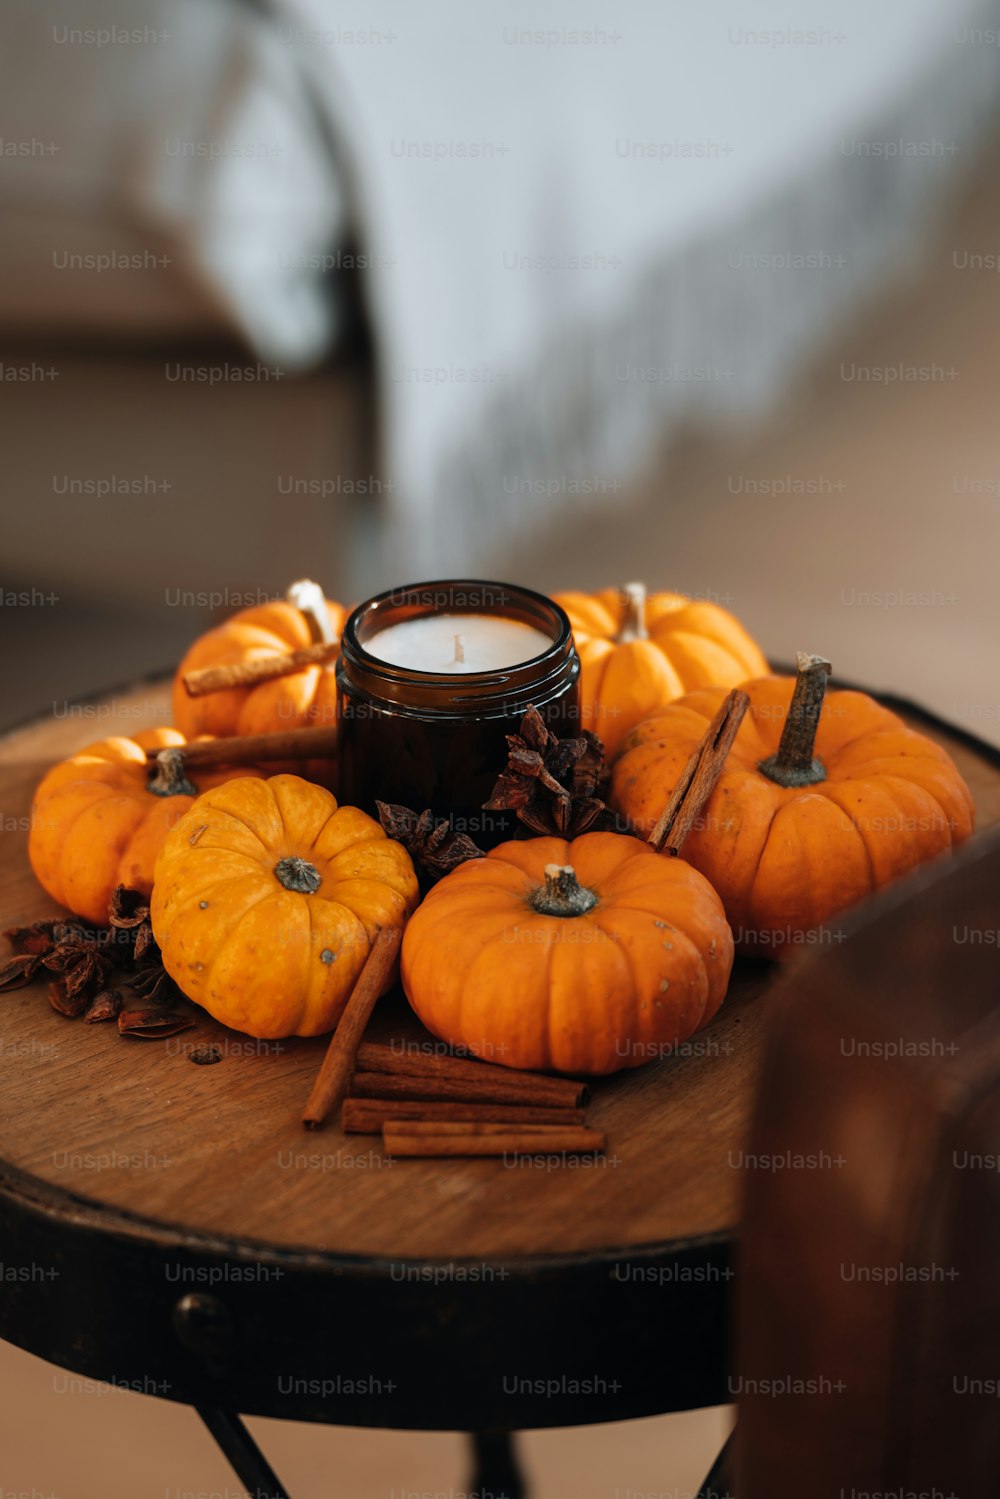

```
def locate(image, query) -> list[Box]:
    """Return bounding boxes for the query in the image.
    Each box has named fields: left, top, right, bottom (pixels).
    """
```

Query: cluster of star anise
left=0, top=885, right=193, bottom=1037
left=1, top=917, right=114, bottom=1019
left=483, top=705, right=611, bottom=837
left=377, top=802, right=486, bottom=883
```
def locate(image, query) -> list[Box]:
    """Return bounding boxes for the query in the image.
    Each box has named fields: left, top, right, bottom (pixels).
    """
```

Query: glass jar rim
left=338, top=579, right=576, bottom=709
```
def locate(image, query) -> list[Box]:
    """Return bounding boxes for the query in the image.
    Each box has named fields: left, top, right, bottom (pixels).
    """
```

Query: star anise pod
left=108, top=886, right=149, bottom=929
left=377, top=802, right=486, bottom=883
left=42, top=940, right=92, bottom=973
left=0, top=952, right=45, bottom=991
left=107, top=884, right=153, bottom=966
left=3, top=891, right=192, bottom=1036
left=3, top=918, right=110, bottom=1012
left=128, top=963, right=181, bottom=1005
left=4, top=918, right=93, bottom=955
left=4, top=921, right=62, bottom=956
left=48, top=977, right=91, bottom=1018
left=65, top=951, right=109, bottom=998
left=118, top=1007, right=196, bottom=1039
left=108, top=886, right=186, bottom=1012
left=41, top=938, right=112, bottom=1016
left=84, top=988, right=123, bottom=1024
left=483, top=704, right=610, bottom=838
left=133, top=920, right=156, bottom=963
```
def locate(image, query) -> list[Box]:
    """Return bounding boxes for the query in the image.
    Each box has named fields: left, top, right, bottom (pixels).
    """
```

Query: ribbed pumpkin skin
left=172, top=598, right=346, bottom=740
left=401, top=832, right=733, bottom=1075
left=152, top=775, right=418, bottom=1039
left=29, top=729, right=261, bottom=926
left=610, top=678, right=976, bottom=959
left=554, top=589, right=769, bottom=759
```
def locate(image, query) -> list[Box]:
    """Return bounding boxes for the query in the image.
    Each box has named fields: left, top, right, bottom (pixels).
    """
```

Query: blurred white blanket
left=307, top=0, right=1000, bottom=568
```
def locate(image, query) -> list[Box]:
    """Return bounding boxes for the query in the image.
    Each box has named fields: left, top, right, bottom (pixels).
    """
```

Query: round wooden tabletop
left=1, top=681, right=998, bottom=1431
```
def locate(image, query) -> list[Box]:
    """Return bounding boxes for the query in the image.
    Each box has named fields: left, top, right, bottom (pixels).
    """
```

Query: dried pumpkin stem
left=274, top=856, right=322, bottom=894
left=287, top=578, right=336, bottom=644
left=616, top=581, right=649, bottom=643
left=758, top=652, right=831, bottom=788
left=148, top=748, right=198, bottom=799
left=530, top=863, right=599, bottom=918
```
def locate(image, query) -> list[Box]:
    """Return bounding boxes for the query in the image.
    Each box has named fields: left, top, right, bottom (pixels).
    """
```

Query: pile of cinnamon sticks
left=343, top=1042, right=605, bottom=1158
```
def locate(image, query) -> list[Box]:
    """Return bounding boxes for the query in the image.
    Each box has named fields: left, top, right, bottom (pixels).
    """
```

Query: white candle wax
left=365, top=613, right=552, bottom=673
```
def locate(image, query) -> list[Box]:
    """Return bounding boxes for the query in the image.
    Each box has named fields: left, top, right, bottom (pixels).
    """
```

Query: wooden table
left=1, top=683, right=998, bottom=1490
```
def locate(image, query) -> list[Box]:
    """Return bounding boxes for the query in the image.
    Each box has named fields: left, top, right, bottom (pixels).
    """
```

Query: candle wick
left=453, top=634, right=466, bottom=665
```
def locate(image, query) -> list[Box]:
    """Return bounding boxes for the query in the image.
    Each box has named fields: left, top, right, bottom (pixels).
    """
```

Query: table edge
left=0, top=1156, right=735, bottom=1276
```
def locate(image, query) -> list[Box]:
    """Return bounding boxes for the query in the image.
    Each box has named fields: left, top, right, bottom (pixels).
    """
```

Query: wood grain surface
left=1, top=683, right=997, bottom=1262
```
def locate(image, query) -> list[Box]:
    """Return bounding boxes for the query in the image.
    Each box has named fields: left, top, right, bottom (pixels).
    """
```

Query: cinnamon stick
left=301, top=926, right=403, bottom=1128
left=383, top=1120, right=591, bottom=1137
left=383, top=1124, right=605, bottom=1157
left=342, top=1098, right=586, bottom=1134
left=349, top=1044, right=588, bottom=1107
left=647, top=687, right=750, bottom=855
left=146, top=726, right=339, bottom=769
left=182, top=641, right=339, bottom=698
left=349, top=1070, right=588, bottom=1107
left=356, top=1041, right=586, bottom=1100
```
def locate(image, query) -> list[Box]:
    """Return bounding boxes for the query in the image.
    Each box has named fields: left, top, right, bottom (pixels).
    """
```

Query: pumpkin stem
left=287, top=578, right=336, bottom=644
left=530, top=863, right=599, bottom=918
left=148, top=748, right=198, bottom=799
left=274, top=855, right=323, bottom=894
left=758, top=652, right=831, bottom=788
left=616, top=581, right=649, bottom=643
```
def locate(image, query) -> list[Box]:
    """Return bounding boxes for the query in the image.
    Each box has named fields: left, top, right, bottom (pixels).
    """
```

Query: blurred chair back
left=735, top=830, right=1000, bottom=1498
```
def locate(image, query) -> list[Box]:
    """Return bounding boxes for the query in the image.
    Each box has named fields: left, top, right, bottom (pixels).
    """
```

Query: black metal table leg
left=468, top=1431, right=527, bottom=1499
left=695, top=1428, right=735, bottom=1499
left=196, top=1406, right=293, bottom=1499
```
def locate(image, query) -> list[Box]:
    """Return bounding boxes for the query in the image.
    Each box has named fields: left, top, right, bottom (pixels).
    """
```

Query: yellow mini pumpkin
left=152, top=775, right=419, bottom=1038
left=401, top=831, right=733, bottom=1074
left=172, top=582, right=345, bottom=741
left=29, top=729, right=261, bottom=926
left=610, top=655, right=975, bottom=958
left=554, top=582, right=769, bottom=758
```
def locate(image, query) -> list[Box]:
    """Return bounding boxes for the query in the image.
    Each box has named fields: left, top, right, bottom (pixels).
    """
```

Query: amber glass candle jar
left=337, top=580, right=580, bottom=846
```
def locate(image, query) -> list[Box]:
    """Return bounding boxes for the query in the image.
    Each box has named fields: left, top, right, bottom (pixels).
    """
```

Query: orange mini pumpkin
left=152, top=775, right=419, bottom=1038
left=172, top=580, right=346, bottom=741
left=554, top=582, right=769, bottom=758
left=29, top=730, right=262, bottom=926
left=610, top=655, right=975, bottom=959
left=401, top=831, right=733, bottom=1075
